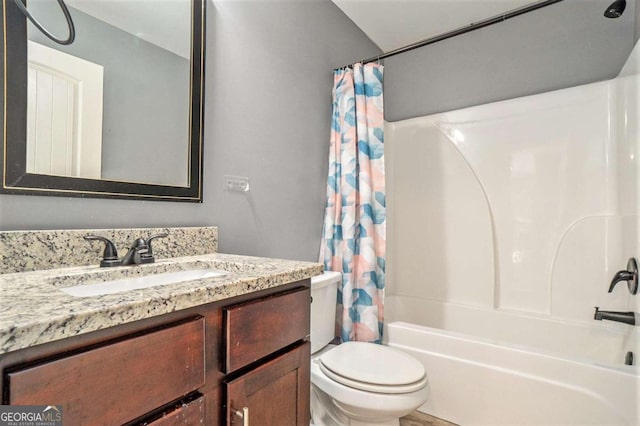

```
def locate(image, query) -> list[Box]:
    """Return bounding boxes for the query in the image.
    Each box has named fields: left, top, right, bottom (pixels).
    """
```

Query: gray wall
left=385, top=0, right=637, bottom=121
left=28, top=4, right=190, bottom=186
left=0, top=0, right=380, bottom=262
left=636, top=0, right=640, bottom=41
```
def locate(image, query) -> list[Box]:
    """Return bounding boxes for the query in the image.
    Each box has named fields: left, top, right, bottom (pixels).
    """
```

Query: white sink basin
left=60, top=269, right=228, bottom=297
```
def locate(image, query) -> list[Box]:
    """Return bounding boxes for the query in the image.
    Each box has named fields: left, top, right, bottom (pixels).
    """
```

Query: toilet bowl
left=311, top=343, right=430, bottom=425
left=310, top=272, right=429, bottom=426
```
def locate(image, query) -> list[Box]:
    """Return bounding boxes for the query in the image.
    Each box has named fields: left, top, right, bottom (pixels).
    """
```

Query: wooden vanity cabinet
left=0, top=280, right=311, bottom=426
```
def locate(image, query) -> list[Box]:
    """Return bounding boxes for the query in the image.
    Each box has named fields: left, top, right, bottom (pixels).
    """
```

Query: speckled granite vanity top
left=0, top=227, right=323, bottom=354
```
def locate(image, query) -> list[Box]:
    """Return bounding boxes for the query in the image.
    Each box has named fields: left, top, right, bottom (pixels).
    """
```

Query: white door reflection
left=27, top=41, right=103, bottom=179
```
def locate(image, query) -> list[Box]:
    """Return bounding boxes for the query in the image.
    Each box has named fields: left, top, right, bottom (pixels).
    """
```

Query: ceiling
left=331, top=0, right=542, bottom=52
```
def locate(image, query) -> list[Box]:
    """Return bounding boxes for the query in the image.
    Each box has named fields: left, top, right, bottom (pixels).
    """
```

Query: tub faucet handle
left=609, top=258, right=638, bottom=295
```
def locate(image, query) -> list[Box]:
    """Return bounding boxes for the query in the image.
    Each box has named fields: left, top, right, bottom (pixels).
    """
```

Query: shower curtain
left=320, top=63, right=385, bottom=344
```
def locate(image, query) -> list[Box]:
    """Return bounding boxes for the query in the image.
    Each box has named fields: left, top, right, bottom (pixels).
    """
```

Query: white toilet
left=310, top=272, right=430, bottom=426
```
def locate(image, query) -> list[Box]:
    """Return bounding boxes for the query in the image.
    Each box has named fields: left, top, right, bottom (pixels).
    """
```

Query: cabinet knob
left=234, top=406, right=249, bottom=426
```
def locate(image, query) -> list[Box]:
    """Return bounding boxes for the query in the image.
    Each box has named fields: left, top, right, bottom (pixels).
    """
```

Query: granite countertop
left=0, top=253, right=324, bottom=354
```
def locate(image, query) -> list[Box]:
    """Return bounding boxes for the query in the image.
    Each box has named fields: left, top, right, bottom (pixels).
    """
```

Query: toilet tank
left=310, top=271, right=342, bottom=354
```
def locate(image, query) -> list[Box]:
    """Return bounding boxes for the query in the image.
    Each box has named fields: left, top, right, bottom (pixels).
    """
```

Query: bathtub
left=385, top=295, right=640, bottom=426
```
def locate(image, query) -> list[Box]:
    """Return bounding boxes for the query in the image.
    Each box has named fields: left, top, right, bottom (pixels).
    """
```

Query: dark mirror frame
left=1, top=0, right=205, bottom=202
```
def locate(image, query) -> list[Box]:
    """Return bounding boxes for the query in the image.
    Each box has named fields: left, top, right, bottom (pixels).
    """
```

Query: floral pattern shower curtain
left=320, top=63, right=385, bottom=343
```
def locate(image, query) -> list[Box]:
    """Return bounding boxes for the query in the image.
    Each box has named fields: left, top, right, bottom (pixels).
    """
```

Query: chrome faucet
left=594, top=307, right=638, bottom=326
left=85, top=233, right=168, bottom=267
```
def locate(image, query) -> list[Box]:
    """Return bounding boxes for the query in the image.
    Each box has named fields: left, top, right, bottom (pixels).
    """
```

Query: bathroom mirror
left=1, top=0, right=205, bottom=201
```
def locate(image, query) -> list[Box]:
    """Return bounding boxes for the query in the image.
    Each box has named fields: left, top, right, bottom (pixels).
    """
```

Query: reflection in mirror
left=26, top=0, right=191, bottom=186
left=1, top=0, right=204, bottom=201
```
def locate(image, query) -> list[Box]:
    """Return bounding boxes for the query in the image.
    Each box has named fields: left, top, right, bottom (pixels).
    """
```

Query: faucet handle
left=145, top=233, right=168, bottom=258
left=609, top=258, right=638, bottom=295
left=84, top=235, right=120, bottom=267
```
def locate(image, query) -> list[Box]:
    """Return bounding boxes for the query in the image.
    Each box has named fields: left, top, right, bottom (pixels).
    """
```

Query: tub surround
left=0, top=226, right=218, bottom=274
left=384, top=41, right=640, bottom=425
left=0, top=227, right=323, bottom=354
left=386, top=42, right=640, bottom=324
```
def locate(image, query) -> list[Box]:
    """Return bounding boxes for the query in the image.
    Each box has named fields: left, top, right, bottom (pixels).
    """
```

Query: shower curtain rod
left=335, top=0, right=565, bottom=70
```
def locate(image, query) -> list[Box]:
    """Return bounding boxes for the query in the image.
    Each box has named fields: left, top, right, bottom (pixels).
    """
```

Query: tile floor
left=400, top=411, right=457, bottom=426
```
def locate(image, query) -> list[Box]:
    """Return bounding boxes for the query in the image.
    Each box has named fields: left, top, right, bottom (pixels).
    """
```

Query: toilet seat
left=318, top=342, right=427, bottom=394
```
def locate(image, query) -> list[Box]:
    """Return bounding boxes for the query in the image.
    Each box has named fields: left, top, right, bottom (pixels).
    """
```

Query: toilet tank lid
left=311, top=271, right=342, bottom=288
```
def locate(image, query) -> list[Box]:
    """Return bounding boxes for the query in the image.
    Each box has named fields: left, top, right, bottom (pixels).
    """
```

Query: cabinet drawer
left=6, top=318, right=205, bottom=426
left=224, top=287, right=310, bottom=373
left=145, top=395, right=205, bottom=426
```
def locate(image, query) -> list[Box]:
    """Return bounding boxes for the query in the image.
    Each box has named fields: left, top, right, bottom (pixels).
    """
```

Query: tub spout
left=593, top=307, right=638, bottom=326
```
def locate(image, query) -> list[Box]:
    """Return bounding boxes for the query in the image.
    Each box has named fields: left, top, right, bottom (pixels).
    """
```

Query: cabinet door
left=226, top=342, right=310, bottom=426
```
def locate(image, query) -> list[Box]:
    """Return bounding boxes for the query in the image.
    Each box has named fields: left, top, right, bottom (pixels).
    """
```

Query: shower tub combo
left=384, top=42, right=640, bottom=425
